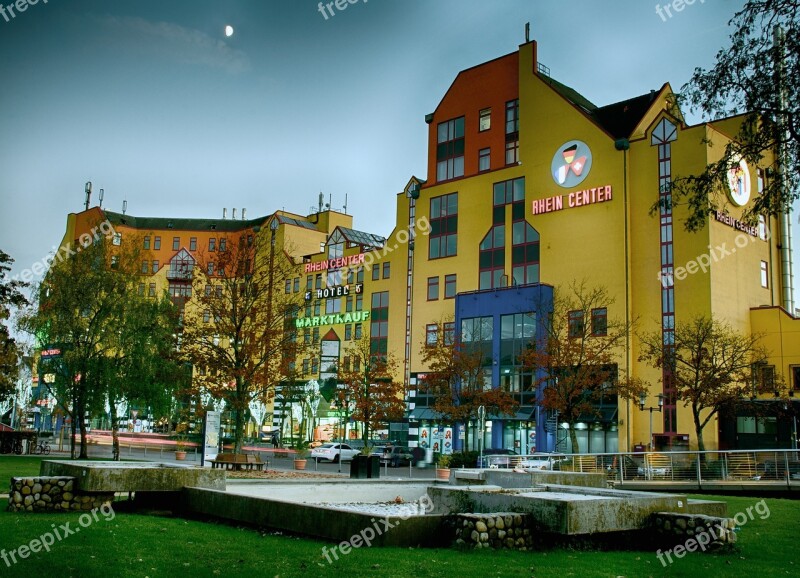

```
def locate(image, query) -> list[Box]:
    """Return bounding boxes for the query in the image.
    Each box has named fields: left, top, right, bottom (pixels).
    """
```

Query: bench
left=210, top=453, right=267, bottom=471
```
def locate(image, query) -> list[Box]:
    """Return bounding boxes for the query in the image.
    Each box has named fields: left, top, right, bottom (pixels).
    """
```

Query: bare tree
left=638, top=315, right=775, bottom=453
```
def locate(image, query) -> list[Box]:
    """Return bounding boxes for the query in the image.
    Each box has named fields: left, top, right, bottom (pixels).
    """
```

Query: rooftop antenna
left=232, top=208, right=237, bottom=220
left=84, top=181, right=92, bottom=211
left=242, top=208, right=246, bottom=220
left=318, top=192, right=323, bottom=213
left=98, top=188, right=104, bottom=208
left=223, top=208, right=227, bottom=219
left=122, top=199, right=127, bottom=215
left=525, top=22, right=530, bottom=43
left=344, top=193, right=348, bottom=214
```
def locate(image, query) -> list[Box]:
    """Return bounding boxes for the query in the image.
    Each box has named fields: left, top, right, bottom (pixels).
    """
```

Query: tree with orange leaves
left=336, top=335, right=405, bottom=447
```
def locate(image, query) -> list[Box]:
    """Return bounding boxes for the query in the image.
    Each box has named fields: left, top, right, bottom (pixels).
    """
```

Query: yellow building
left=55, top=39, right=799, bottom=453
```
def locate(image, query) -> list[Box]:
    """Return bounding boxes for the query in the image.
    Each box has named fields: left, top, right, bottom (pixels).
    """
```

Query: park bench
left=209, top=453, right=267, bottom=471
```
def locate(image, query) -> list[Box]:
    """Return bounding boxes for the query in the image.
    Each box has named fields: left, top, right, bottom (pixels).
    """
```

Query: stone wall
left=452, top=513, right=533, bottom=550
left=651, top=512, right=737, bottom=548
left=8, top=477, right=114, bottom=513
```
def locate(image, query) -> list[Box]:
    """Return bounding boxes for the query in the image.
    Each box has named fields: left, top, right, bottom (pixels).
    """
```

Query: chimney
left=223, top=208, right=227, bottom=220
left=232, top=208, right=237, bottom=220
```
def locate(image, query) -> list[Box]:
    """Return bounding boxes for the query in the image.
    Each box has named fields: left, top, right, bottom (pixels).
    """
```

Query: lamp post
left=638, top=392, right=664, bottom=451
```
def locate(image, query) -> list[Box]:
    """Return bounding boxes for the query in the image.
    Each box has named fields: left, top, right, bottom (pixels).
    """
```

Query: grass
left=0, top=456, right=141, bottom=483
left=0, top=456, right=797, bottom=577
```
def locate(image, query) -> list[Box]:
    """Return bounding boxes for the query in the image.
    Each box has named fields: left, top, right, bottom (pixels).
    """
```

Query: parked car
left=310, top=443, right=359, bottom=463
left=371, top=445, right=414, bottom=467
left=518, top=453, right=568, bottom=470
left=476, top=448, right=519, bottom=468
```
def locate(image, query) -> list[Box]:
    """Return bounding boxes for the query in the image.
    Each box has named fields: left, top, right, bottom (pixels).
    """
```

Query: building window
left=479, top=108, right=491, bottom=131
left=345, top=324, right=352, bottom=341
left=505, top=99, right=520, bottom=165
left=142, top=261, right=149, bottom=274
left=791, top=365, right=800, bottom=391
left=170, top=237, right=179, bottom=251
left=444, top=274, right=456, bottom=299
left=436, top=116, right=465, bottom=182
left=143, top=236, right=151, bottom=249
left=479, top=225, right=505, bottom=290
left=315, top=274, right=322, bottom=290
left=312, top=327, right=319, bottom=345
left=354, top=323, right=363, bottom=339
left=215, top=285, right=222, bottom=298
left=383, top=262, right=390, bottom=279
left=203, top=310, right=210, bottom=323
left=356, top=294, right=363, bottom=311
left=285, top=279, right=292, bottom=294
left=568, top=310, right=584, bottom=338
left=219, top=238, right=227, bottom=252
left=426, top=324, right=439, bottom=347
left=353, top=355, right=361, bottom=372
left=293, top=277, right=300, bottom=293
left=326, top=298, right=342, bottom=314
left=168, top=283, right=192, bottom=298
left=371, top=291, right=389, bottom=356
left=208, top=262, right=215, bottom=276
left=190, top=237, right=197, bottom=251
left=760, top=261, right=769, bottom=288
left=314, top=301, right=321, bottom=316
left=591, top=308, right=608, bottom=336
left=429, top=192, right=458, bottom=259
left=306, top=275, right=313, bottom=291
left=372, top=266, right=380, bottom=281
left=303, top=328, right=310, bottom=344
left=205, top=284, right=212, bottom=296
left=302, top=359, right=309, bottom=375
left=138, top=283, right=145, bottom=296
left=154, top=236, right=161, bottom=250
left=511, top=221, right=539, bottom=286
left=427, top=277, right=439, bottom=300
left=209, top=238, right=216, bottom=252
left=479, top=148, right=490, bottom=172
left=148, top=283, right=156, bottom=297
left=757, top=168, right=765, bottom=194
left=112, top=233, right=122, bottom=246
left=444, top=322, right=455, bottom=346
left=152, top=260, right=159, bottom=273
left=346, top=295, right=353, bottom=312
left=461, top=316, right=493, bottom=343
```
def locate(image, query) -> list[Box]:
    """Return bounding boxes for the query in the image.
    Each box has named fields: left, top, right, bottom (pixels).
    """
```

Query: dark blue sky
left=1, top=0, right=747, bottom=283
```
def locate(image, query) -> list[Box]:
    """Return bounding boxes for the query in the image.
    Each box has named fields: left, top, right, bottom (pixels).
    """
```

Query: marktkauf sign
left=295, top=311, right=370, bottom=328
left=305, top=283, right=363, bottom=301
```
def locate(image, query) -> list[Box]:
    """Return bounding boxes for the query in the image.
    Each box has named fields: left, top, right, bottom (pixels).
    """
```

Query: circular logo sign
left=727, top=155, right=751, bottom=207
left=552, top=140, right=593, bottom=188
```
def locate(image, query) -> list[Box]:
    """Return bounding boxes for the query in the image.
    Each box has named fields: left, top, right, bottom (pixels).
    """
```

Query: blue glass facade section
left=454, top=283, right=554, bottom=452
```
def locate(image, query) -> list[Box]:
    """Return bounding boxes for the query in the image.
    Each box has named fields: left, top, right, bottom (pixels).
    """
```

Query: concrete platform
left=40, top=460, right=226, bottom=492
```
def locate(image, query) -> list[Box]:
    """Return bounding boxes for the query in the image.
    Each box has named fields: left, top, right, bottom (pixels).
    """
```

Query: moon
left=225, top=25, right=234, bottom=38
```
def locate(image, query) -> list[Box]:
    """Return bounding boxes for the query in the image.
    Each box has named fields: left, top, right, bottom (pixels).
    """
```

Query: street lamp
left=638, top=392, right=664, bottom=451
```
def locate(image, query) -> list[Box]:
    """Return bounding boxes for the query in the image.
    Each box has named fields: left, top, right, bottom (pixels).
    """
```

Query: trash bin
left=367, top=455, right=381, bottom=479
left=350, top=455, right=368, bottom=479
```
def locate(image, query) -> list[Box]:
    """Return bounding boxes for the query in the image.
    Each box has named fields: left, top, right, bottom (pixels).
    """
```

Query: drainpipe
left=775, top=26, right=795, bottom=313
left=616, top=138, right=632, bottom=451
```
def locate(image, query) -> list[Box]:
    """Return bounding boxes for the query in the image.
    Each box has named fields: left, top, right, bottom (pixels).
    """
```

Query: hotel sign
left=304, top=253, right=366, bottom=273
left=305, top=283, right=363, bottom=301
left=531, top=185, right=613, bottom=215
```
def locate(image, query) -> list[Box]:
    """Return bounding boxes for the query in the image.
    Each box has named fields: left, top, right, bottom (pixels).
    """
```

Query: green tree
left=638, top=315, right=774, bottom=453
left=670, top=0, right=799, bottom=231
left=0, top=250, right=28, bottom=403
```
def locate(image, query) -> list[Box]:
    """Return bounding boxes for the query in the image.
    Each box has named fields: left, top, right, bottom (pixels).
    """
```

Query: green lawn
left=0, top=456, right=139, bottom=483
left=0, top=457, right=797, bottom=578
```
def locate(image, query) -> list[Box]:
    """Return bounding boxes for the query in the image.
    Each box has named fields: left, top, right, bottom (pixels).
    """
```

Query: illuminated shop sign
left=552, top=140, right=593, bottom=188
left=304, top=253, right=365, bottom=273
left=305, top=283, right=363, bottom=301
left=727, top=155, right=751, bottom=207
left=294, top=311, right=370, bottom=328
left=531, top=185, right=613, bottom=215
left=40, top=348, right=62, bottom=359
left=714, top=211, right=759, bottom=237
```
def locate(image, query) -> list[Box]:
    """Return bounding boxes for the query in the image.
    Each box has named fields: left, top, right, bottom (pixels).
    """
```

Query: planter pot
left=436, top=467, right=451, bottom=481
left=175, top=451, right=187, bottom=461
left=293, top=458, right=307, bottom=470
left=350, top=455, right=369, bottom=479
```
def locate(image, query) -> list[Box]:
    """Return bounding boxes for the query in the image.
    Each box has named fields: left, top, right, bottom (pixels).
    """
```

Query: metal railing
left=478, top=449, right=800, bottom=487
